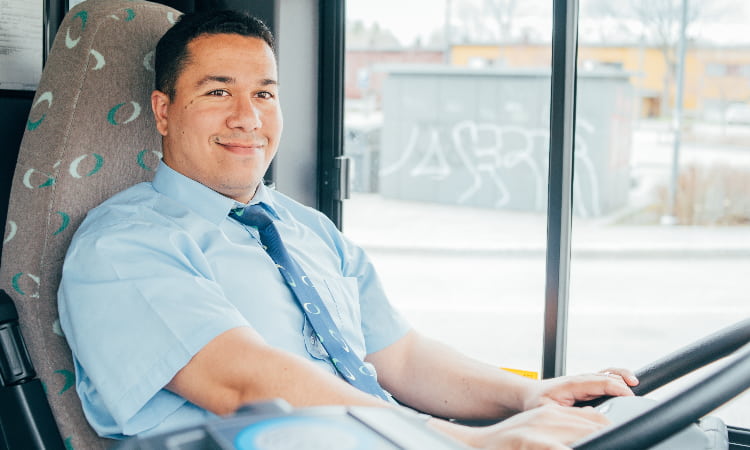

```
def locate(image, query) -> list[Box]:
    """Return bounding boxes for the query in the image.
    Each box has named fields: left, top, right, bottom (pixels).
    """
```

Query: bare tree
left=444, top=0, right=526, bottom=66
left=590, top=0, right=735, bottom=116
left=636, top=0, right=704, bottom=115
left=446, top=0, right=524, bottom=43
left=346, top=20, right=401, bottom=48
left=483, top=0, right=520, bottom=41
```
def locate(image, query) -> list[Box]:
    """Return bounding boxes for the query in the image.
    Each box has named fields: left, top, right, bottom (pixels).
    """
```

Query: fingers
left=557, top=373, right=634, bottom=402
left=599, top=367, right=639, bottom=387
left=477, top=404, right=610, bottom=449
left=524, top=368, right=638, bottom=411
left=525, top=404, right=610, bottom=444
left=575, top=405, right=611, bottom=425
left=591, top=373, right=635, bottom=398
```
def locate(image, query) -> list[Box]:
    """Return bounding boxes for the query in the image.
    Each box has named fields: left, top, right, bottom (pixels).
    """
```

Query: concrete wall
left=375, top=67, right=633, bottom=217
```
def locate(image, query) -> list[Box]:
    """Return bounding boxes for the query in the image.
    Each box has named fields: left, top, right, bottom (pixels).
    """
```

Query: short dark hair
left=154, top=10, right=275, bottom=99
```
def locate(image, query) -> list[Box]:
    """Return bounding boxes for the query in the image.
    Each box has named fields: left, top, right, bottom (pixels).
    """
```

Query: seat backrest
left=0, top=1, right=180, bottom=447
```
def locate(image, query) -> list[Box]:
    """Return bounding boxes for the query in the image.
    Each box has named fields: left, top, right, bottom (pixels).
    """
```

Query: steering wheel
left=571, top=318, right=750, bottom=449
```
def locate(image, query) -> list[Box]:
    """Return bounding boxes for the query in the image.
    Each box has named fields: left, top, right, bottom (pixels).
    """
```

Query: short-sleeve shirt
left=57, top=161, right=411, bottom=438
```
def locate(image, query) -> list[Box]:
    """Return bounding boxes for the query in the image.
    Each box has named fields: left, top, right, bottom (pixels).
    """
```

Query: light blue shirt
left=58, top=162, right=411, bottom=439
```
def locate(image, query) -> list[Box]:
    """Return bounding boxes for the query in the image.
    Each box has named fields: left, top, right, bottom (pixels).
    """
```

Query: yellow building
left=451, top=43, right=750, bottom=119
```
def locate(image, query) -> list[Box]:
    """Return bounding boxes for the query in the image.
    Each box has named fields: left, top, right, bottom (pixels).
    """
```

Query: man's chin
left=215, top=181, right=262, bottom=203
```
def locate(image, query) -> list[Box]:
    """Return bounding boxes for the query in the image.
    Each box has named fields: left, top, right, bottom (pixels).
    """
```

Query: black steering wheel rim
left=572, top=318, right=750, bottom=449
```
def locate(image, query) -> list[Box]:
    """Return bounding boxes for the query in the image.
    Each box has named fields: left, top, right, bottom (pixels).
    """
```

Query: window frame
left=325, top=0, right=581, bottom=377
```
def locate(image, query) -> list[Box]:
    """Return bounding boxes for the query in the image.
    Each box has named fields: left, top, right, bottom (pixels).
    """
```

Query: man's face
left=152, top=33, right=282, bottom=203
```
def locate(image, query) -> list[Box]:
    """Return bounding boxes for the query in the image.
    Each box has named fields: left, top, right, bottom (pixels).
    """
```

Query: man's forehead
left=188, top=32, right=272, bottom=53
left=179, top=34, right=277, bottom=83
left=184, top=34, right=275, bottom=68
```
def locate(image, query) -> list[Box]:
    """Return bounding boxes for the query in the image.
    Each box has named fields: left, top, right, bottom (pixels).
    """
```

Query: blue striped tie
left=230, top=204, right=390, bottom=401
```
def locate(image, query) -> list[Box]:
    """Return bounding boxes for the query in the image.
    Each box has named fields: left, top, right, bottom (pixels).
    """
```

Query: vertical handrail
left=542, top=0, right=580, bottom=379
left=317, top=0, right=346, bottom=229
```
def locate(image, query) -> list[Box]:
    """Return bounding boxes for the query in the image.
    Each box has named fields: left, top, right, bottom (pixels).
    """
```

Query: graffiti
left=379, top=118, right=602, bottom=216
left=452, top=120, right=546, bottom=209
left=572, top=119, right=601, bottom=217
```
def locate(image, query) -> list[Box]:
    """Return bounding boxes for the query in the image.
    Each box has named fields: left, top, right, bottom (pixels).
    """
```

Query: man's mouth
left=213, top=137, right=265, bottom=153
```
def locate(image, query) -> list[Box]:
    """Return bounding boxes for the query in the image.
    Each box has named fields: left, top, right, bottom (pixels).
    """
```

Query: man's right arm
left=166, top=326, right=611, bottom=449
left=164, top=326, right=390, bottom=414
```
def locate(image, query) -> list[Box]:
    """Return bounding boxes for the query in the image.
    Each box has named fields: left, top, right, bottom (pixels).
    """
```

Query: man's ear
left=151, top=90, right=170, bottom=136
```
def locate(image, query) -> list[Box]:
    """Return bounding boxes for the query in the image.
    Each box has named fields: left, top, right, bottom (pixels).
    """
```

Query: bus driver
left=58, top=10, right=639, bottom=449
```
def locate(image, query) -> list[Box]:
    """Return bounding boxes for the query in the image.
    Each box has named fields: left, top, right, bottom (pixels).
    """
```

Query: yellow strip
left=501, top=367, right=539, bottom=380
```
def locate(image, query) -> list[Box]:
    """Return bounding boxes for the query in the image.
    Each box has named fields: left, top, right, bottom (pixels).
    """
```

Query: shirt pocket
left=322, top=276, right=362, bottom=332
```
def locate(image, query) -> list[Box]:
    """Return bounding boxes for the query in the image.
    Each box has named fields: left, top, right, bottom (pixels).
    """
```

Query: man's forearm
left=368, top=331, right=536, bottom=421
left=165, top=327, right=501, bottom=447
left=166, top=327, right=389, bottom=415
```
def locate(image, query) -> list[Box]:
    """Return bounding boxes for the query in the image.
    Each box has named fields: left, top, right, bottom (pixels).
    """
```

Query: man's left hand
left=522, top=368, right=639, bottom=411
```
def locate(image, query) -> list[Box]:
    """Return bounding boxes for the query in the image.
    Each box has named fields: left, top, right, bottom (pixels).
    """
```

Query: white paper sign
left=0, top=0, right=43, bottom=90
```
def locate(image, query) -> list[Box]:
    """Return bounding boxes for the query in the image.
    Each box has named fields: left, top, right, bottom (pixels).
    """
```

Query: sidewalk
left=343, top=193, right=750, bottom=258
left=343, top=194, right=750, bottom=428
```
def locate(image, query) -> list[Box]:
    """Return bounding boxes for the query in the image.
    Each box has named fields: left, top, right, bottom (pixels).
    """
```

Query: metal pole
left=317, top=0, right=346, bottom=227
left=542, top=0, right=579, bottom=379
left=662, top=0, right=689, bottom=225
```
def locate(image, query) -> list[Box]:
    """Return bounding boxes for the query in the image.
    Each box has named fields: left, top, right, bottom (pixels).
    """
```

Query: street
left=363, top=246, right=750, bottom=427
left=341, top=117, right=750, bottom=426
left=343, top=190, right=750, bottom=427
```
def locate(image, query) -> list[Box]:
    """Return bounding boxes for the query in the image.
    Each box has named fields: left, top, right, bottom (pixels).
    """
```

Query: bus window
left=569, top=0, right=750, bottom=426
left=343, top=0, right=558, bottom=376
left=343, top=0, right=750, bottom=425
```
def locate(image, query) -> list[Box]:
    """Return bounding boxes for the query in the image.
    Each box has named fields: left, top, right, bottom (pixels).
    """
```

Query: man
left=58, top=10, right=638, bottom=448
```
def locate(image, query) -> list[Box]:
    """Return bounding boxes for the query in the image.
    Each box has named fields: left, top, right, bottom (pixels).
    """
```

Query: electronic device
left=112, top=399, right=467, bottom=450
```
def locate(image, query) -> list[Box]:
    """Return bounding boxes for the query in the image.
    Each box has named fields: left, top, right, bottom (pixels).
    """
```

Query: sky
left=346, top=0, right=750, bottom=46
left=347, top=0, right=449, bottom=45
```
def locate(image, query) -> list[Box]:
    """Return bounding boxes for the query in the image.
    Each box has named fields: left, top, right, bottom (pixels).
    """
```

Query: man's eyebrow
left=195, top=75, right=235, bottom=89
left=194, top=75, right=278, bottom=89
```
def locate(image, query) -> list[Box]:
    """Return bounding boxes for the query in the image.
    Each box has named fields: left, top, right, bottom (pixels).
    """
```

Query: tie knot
left=230, top=204, right=274, bottom=228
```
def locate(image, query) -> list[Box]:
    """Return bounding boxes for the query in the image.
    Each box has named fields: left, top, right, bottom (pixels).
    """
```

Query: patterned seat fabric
left=0, top=1, right=180, bottom=448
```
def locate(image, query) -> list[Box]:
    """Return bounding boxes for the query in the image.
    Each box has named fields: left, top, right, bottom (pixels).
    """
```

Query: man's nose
left=227, top=96, right=262, bottom=130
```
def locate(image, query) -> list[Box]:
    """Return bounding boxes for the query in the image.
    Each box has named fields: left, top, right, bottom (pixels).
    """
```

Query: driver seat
left=0, top=1, right=180, bottom=448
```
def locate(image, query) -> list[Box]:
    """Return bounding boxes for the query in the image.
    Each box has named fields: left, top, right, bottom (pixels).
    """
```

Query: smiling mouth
left=220, top=143, right=261, bottom=149
left=213, top=137, right=265, bottom=152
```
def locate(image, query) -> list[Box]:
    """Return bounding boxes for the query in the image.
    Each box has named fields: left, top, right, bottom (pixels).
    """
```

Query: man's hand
left=432, top=404, right=611, bottom=450
left=478, top=404, right=610, bottom=449
left=598, top=367, right=640, bottom=388
left=521, top=368, right=639, bottom=411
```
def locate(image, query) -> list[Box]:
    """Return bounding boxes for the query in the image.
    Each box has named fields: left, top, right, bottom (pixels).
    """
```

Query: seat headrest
left=1, top=1, right=180, bottom=447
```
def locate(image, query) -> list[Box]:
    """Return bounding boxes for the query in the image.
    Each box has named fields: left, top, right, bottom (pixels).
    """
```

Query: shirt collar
left=151, top=161, right=279, bottom=224
left=233, top=183, right=281, bottom=221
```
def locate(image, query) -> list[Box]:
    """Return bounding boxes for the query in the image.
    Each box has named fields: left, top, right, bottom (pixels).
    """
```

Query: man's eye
left=207, top=89, right=229, bottom=96
left=257, top=91, right=274, bottom=99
